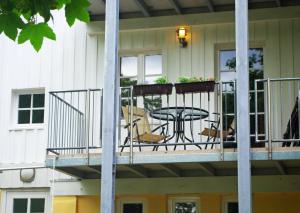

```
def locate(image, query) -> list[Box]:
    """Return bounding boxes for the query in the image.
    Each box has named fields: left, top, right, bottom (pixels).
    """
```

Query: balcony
left=46, top=78, right=300, bottom=178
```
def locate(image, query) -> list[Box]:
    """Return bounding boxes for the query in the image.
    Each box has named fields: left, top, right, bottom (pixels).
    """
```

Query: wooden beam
left=123, top=165, right=149, bottom=178
left=167, top=0, right=182, bottom=14
left=198, top=163, right=216, bottom=176
left=133, top=0, right=151, bottom=17
left=274, top=161, right=286, bottom=175
left=160, top=164, right=181, bottom=177
left=205, top=0, right=215, bottom=12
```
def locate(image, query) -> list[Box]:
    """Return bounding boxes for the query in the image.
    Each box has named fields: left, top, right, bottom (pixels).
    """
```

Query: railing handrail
left=255, top=77, right=300, bottom=83
left=50, top=93, right=84, bottom=115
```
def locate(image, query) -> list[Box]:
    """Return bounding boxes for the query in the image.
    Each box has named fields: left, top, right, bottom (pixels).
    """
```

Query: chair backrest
left=122, top=106, right=151, bottom=138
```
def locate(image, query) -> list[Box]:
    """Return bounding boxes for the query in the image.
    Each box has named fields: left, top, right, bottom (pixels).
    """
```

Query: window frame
left=119, top=50, right=164, bottom=85
left=4, top=191, right=50, bottom=213
left=118, top=198, right=147, bottom=213
left=168, top=197, right=201, bottom=213
left=215, top=43, right=266, bottom=141
left=11, top=88, right=46, bottom=130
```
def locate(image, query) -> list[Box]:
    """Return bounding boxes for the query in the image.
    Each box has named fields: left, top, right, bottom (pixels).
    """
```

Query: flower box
left=133, top=84, right=173, bottom=96
left=174, top=81, right=215, bottom=94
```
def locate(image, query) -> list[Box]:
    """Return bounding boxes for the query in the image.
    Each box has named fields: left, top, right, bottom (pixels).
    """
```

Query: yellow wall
left=253, top=193, right=300, bottom=213
left=53, top=193, right=300, bottom=213
left=53, top=196, right=77, bottom=213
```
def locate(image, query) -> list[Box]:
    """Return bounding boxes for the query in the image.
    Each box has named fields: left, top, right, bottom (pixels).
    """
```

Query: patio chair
left=282, top=97, right=300, bottom=147
left=121, top=106, right=169, bottom=152
left=199, top=113, right=236, bottom=149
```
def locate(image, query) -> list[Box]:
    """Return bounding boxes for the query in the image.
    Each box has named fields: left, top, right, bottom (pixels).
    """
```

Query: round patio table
left=150, top=107, right=209, bottom=150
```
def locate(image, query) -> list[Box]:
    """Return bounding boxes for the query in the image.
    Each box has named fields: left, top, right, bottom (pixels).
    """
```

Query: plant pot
left=175, top=81, right=215, bottom=94
left=133, top=84, right=173, bottom=96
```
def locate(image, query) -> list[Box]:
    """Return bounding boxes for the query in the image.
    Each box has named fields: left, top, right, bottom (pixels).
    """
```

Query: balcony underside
left=46, top=147, right=300, bottom=179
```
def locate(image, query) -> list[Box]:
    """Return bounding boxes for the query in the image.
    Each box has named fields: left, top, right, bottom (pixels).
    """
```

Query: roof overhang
left=88, top=0, right=300, bottom=21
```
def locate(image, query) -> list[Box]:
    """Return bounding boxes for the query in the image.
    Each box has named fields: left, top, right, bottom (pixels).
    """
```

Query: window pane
left=32, top=110, right=44, bottom=123
left=121, top=56, right=138, bottom=77
left=175, top=202, right=197, bottom=213
left=18, top=110, right=31, bottom=124
left=220, top=50, right=236, bottom=71
left=19, top=95, right=31, bottom=108
left=123, top=203, right=143, bottom=213
left=227, top=202, right=238, bottom=213
left=145, top=55, right=162, bottom=75
left=145, top=76, right=159, bottom=84
left=13, top=199, right=28, bottom=213
left=33, top=94, right=45, bottom=108
left=30, top=198, right=45, bottom=213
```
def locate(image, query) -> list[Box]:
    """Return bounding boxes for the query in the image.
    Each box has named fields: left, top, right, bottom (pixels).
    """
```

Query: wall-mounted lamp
left=176, top=27, right=188, bottom=48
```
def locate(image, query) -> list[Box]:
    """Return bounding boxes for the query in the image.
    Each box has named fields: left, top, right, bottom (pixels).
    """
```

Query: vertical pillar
left=100, top=0, right=119, bottom=213
left=235, top=0, right=252, bottom=212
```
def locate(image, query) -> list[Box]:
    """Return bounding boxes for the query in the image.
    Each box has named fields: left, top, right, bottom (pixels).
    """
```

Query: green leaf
left=18, top=23, right=56, bottom=51
left=0, top=12, right=24, bottom=41
left=57, top=0, right=71, bottom=9
left=65, top=0, right=90, bottom=26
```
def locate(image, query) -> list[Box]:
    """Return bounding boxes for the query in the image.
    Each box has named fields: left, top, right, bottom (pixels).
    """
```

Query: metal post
left=100, top=0, right=119, bottom=213
left=267, top=78, right=272, bottom=159
left=235, top=0, right=252, bottom=212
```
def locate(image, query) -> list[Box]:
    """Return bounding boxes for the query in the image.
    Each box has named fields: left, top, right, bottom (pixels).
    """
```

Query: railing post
left=130, top=87, right=134, bottom=164
left=267, top=78, right=272, bottom=159
left=219, top=82, right=224, bottom=161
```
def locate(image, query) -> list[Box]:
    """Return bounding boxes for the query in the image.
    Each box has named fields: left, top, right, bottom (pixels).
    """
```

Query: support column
left=100, top=0, right=119, bottom=213
left=235, top=0, right=252, bottom=212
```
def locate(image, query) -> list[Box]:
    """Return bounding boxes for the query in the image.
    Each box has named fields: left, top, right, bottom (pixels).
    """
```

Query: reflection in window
left=175, top=202, right=197, bottom=213
left=219, top=48, right=265, bottom=145
left=145, top=54, right=163, bottom=82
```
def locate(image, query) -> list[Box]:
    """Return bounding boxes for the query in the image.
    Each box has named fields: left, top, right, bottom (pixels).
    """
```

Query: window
left=17, top=93, right=45, bottom=124
left=227, top=202, right=238, bottom=213
left=120, top=53, right=163, bottom=110
left=169, top=198, right=200, bottom=213
left=123, top=203, right=143, bottom=213
left=218, top=48, right=265, bottom=144
left=12, top=198, right=45, bottom=213
left=6, top=192, right=49, bottom=213
left=120, top=53, right=163, bottom=87
left=119, top=200, right=146, bottom=213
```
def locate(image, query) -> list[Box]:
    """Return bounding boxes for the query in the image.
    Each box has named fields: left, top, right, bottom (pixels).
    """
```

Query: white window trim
left=4, top=190, right=50, bottom=213
left=119, top=50, right=164, bottom=85
left=222, top=195, right=238, bottom=213
left=117, top=198, right=147, bottom=213
left=168, top=196, right=201, bottom=213
left=10, top=88, right=46, bottom=131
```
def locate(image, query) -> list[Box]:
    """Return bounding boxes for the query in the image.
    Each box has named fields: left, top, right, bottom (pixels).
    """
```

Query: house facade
left=1, top=1, right=300, bottom=212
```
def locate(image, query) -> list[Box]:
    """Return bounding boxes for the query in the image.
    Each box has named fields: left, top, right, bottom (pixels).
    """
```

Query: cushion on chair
left=133, top=133, right=167, bottom=143
left=200, top=128, right=229, bottom=138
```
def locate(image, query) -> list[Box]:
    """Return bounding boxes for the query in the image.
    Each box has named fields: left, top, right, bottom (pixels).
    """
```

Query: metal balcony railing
left=47, top=89, right=103, bottom=155
left=254, top=78, right=300, bottom=157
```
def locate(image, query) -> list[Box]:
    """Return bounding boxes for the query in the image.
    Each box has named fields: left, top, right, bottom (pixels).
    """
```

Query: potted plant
left=133, top=76, right=173, bottom=96
left=175, top=76, right=215, bottom=94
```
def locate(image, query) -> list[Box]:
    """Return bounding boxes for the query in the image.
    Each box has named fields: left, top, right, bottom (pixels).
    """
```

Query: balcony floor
left=46, top=147, right=300, bottom=179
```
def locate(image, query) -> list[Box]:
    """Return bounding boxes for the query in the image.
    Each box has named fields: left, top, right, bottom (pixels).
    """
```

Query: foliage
left=178, top=76, right=215, bottom=83
left=0, top=0, right=90, bottom=51
left=154, top=75, right=169, bottom=84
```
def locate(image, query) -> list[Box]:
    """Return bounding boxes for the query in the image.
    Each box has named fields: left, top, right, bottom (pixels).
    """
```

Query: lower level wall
left=52, top=192, right=300, bottom=213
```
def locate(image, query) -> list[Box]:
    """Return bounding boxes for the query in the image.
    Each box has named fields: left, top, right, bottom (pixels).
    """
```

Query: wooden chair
left=200, top=113, right=236, bottom=149
left=282, top=97, right=300, bottom=147
left=121, top=106, right=169, bottom=152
